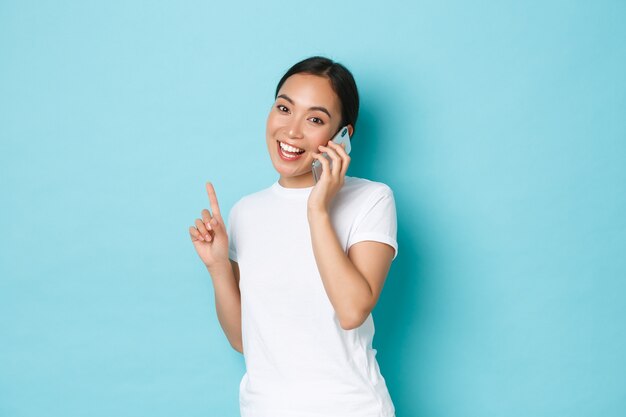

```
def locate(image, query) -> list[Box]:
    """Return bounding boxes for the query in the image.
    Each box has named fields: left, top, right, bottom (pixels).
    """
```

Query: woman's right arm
left=207, top=259, right=242, bottom=354
left=189, top=182, right=243, bottom=354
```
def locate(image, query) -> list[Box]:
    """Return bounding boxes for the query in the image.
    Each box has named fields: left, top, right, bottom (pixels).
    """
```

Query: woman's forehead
left=277, top=74, right=341, bottom=113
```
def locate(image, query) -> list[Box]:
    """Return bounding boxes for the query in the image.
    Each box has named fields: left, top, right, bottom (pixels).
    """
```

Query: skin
left=265, top=73, right=348, bottom=189
left=189, top=73, right=395, bottom=350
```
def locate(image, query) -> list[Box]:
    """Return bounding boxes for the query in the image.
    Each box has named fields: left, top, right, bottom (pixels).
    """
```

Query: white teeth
left=279, top=141, right=304, bottom=153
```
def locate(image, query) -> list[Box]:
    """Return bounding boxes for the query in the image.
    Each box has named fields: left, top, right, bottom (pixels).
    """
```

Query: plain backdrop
left=1, top=1, right=625, bottom=416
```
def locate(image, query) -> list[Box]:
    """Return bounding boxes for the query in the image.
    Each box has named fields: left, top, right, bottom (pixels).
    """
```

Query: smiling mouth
left=277, top=141, right=305, bottom=160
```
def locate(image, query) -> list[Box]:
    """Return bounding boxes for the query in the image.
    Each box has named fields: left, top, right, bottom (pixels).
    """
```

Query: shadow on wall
left=349, top=92, right=430, bottom=416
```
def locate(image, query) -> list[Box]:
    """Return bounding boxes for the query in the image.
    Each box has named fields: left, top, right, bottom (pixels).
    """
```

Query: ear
left=347, top=124, right=354, bottom=138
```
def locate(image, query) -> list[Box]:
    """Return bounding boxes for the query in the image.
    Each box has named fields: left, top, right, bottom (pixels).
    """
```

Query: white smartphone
left=312, top=125, right=351, bottom=183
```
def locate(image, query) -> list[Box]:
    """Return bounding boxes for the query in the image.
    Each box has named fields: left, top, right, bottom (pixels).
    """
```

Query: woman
left=189, top=56, right=398, bottom=417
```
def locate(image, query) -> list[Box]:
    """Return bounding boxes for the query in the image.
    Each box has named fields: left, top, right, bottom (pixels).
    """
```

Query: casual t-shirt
left=227, top=176, right=398, bottom=417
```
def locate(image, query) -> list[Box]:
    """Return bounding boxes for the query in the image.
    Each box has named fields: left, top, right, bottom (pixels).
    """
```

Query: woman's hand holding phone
left=307, top=140, right=351, bottom=218
left=189, top=182, right=231, bottom=271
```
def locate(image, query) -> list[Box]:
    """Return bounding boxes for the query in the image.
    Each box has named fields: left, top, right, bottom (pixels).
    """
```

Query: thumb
left=210, top=217, right=225, bottom=232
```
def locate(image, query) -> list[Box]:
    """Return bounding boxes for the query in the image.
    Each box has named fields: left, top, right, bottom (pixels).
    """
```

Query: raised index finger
left=205, top=181, right=222, bottom=221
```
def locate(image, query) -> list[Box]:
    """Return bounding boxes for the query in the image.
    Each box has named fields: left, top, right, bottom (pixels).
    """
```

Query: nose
left=287, top=118, right=304, bottom=139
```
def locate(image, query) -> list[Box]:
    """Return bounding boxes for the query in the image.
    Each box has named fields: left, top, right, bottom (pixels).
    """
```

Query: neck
left=278, top=172, right=315, bottom=188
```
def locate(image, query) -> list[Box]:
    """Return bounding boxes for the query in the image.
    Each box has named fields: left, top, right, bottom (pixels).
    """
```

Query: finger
left=189, top=226, right=205, bottom=242
left=334, top=142, right=351, bottom=177
left=209, top=217, right=224, bottom=232
left=319, top=145, right=341, bottom=178
left=201, top=208, right=213, bottom=231
left=327, top=141, right=350, bottom=178
left=195, top=218, right=213, bottom=242
left=340, top=152, right=351, bottom=177
left=205, top=182, right=223, bottom=221
left=328, top=140, right=349, bottom=159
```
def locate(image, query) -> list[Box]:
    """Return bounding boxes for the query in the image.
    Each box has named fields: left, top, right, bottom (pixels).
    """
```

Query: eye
left=309, top=117, right=324, bottom=125
left=276, top=104, right=289, bottom=113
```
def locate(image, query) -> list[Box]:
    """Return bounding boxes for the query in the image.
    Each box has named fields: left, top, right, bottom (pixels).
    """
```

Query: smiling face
left=266, top=73, right=344, bottom=188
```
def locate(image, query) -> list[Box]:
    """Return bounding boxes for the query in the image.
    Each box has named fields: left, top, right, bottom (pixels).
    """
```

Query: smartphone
left=312, top=125, right=351, bottom=183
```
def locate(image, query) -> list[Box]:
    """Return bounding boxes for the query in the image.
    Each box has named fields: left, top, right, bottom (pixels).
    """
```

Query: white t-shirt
left=228, top=176, right=398, bottom=417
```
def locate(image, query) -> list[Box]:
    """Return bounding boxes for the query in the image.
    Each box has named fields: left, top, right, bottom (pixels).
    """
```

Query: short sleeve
left=227, top=203, right=238, bottom=262
left=347, top=187, right=398, bottom=260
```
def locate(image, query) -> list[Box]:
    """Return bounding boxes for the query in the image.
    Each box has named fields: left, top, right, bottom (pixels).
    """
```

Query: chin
left=275, top=166, right=308, bottom=178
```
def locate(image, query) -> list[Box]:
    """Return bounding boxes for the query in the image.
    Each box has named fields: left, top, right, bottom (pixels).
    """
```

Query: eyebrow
left=276, top=94, right=332, bottom=119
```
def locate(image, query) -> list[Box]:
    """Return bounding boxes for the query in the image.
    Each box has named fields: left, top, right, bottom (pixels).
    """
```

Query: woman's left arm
left=308, top=141, right=395, bottom=330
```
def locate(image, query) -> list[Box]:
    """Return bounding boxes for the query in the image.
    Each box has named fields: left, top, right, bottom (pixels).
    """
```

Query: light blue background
left=1, top=1, right=625, bottom=416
